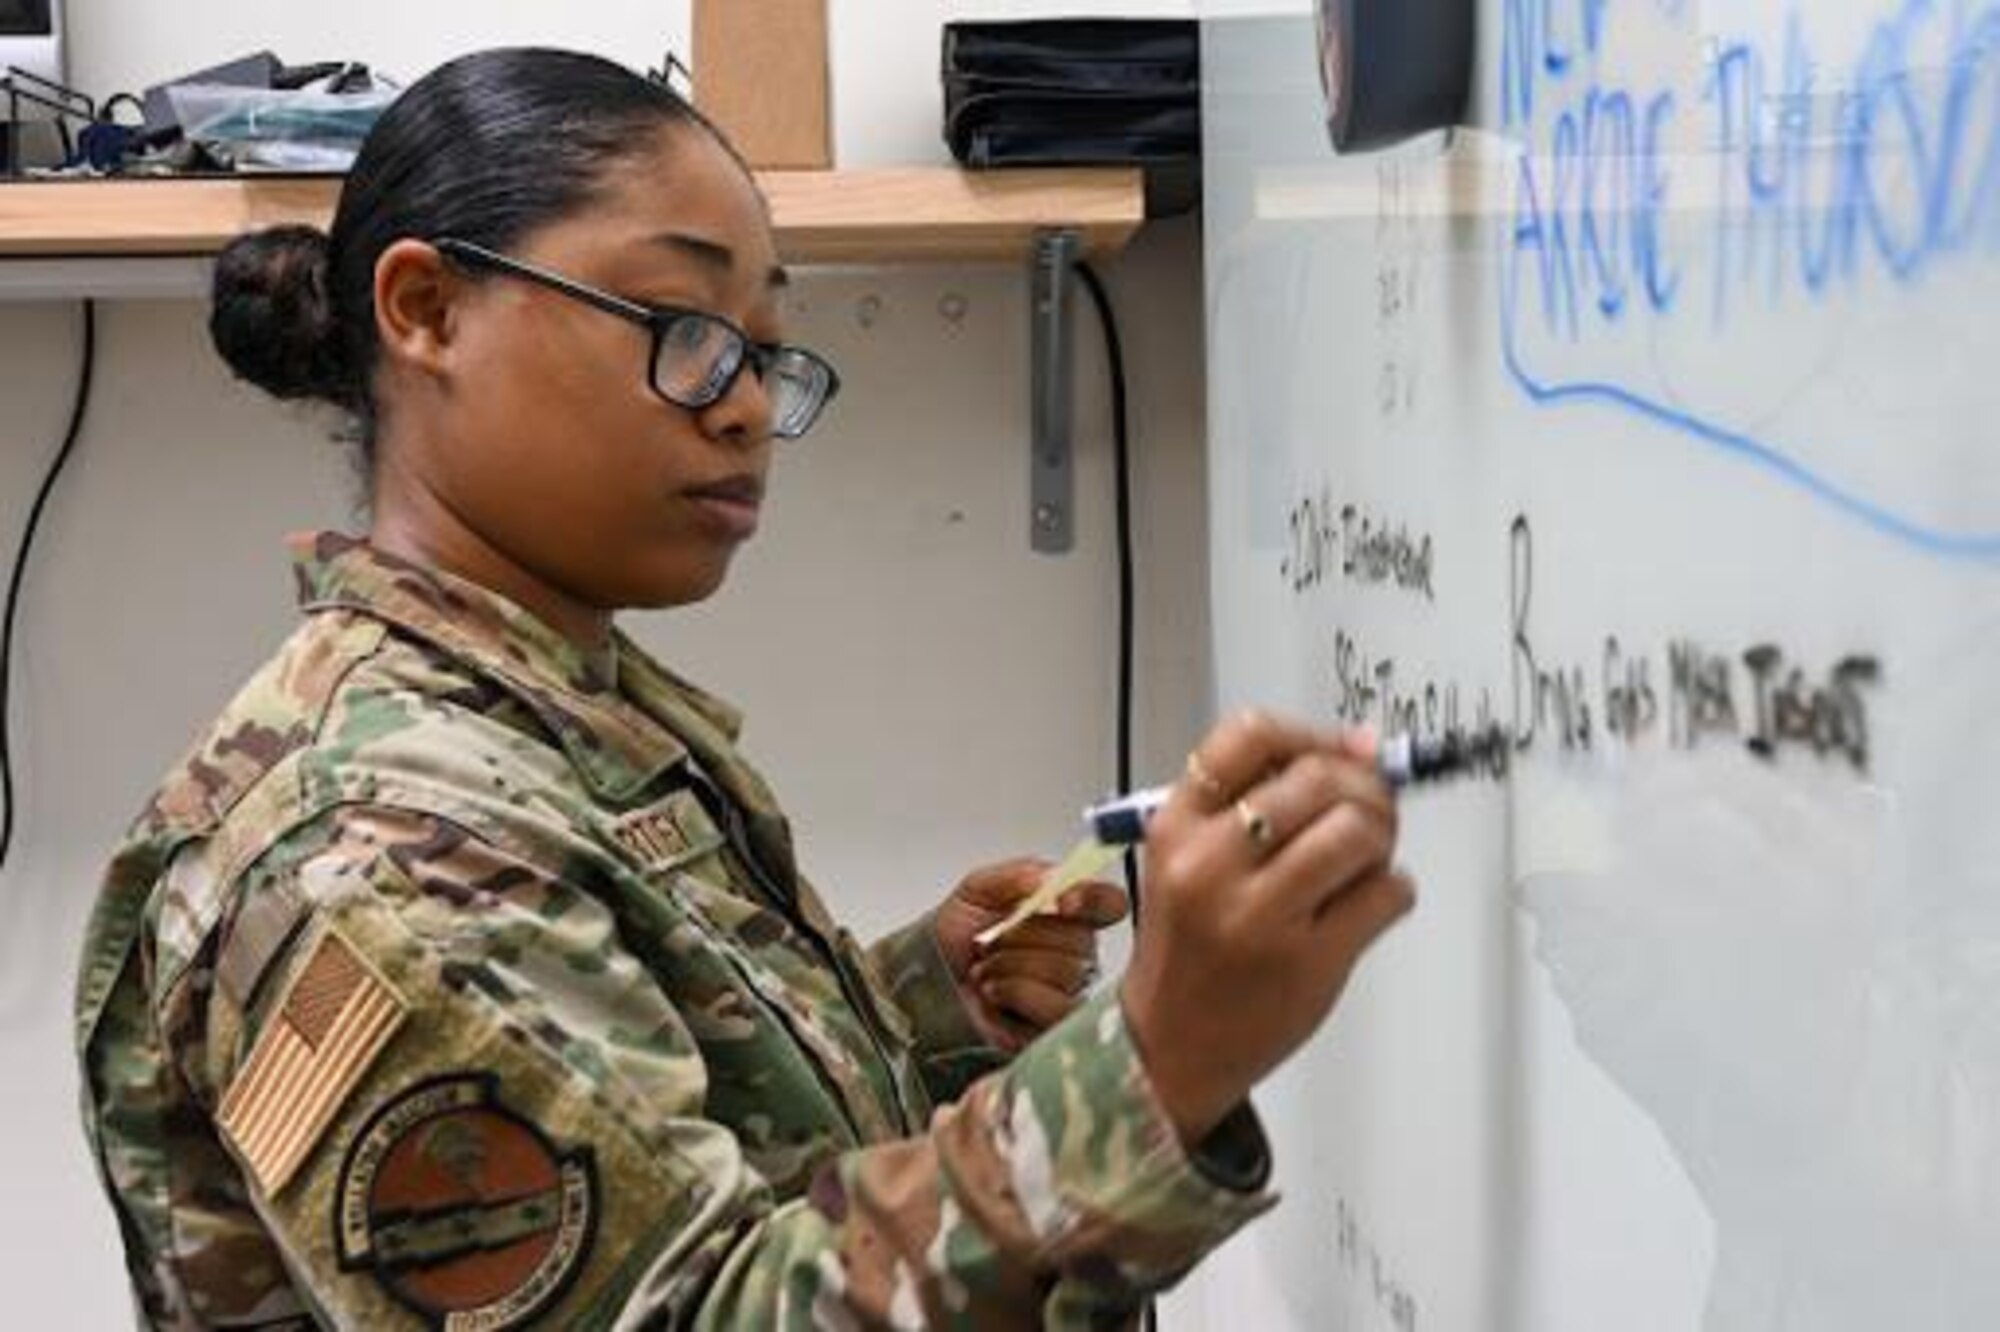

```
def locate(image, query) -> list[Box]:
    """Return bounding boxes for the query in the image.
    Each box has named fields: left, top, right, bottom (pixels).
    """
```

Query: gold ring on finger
left=1235, top=797, right=1275, bottom=851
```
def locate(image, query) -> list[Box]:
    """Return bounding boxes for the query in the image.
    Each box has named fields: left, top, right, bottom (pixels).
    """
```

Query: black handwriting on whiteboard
left=1283, top=484, right=1437, bottom=601
left=1506, top=514, right=1881, bottom=773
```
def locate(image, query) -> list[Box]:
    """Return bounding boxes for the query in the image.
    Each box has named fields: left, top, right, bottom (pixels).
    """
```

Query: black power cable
left=1075, top=261, right=1140, bottom=919
left=0, top=300, right=96, bottom=876
left=1075, top=261, right=1159, bottom=1332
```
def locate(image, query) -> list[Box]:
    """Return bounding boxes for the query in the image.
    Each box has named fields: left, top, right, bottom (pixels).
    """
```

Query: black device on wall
left=1315, top=0, right=1475, bottom=153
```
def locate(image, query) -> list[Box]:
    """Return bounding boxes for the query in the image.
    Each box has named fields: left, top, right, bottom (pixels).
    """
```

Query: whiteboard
left=1192, top=2, right=2000, bottom=1330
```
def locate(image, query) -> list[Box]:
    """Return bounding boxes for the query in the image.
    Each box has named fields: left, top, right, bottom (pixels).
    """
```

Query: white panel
left=1194, top=3, right=2000, bottom=1331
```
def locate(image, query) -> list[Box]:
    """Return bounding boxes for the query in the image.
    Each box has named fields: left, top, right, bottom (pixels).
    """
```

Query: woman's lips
left=684, top=477, right=764, bottom=540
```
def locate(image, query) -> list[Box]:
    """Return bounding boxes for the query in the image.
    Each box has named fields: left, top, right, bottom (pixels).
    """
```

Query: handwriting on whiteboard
left=1499, top=0, right=2000, bottom=559
left=1284, top=485, right=1437, bottom=600
left=1279, top=495, right=1884, bottom=774
left=1377, top=158, right=1425, bottom=428
left=1508, top=517, right=1883, bottom=770
left=1335, top=1193, right=1420, bottom=1332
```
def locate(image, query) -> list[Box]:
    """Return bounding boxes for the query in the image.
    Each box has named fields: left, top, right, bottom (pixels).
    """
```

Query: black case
left=941, top=19, right=1199, bottom=168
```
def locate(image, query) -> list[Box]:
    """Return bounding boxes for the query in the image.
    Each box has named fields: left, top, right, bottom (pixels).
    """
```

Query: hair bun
left=209, top=225, right=348, bottom=404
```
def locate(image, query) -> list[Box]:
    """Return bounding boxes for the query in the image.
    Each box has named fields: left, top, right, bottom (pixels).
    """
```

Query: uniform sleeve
left=206, top=807, right=1275, bottom=1331
left=867, top=912, right=1008, bottom=1105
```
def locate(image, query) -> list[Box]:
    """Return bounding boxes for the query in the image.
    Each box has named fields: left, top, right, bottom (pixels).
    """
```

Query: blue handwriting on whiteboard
left=1500, top=0, right=2000, bottom=560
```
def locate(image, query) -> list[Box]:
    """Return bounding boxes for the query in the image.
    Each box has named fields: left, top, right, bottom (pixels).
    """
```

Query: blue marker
left=1083, top=728, right=1503, bottom=846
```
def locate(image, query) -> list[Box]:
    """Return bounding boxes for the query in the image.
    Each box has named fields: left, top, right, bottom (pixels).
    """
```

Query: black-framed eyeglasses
left=433, top=237, right=840, bottom=440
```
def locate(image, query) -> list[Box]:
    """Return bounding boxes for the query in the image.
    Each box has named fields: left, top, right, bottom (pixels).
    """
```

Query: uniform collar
left=288, top=531, right=741, bottom=802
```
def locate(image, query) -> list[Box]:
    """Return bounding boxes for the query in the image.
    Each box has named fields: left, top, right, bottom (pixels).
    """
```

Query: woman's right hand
left=1119, top=712, right=1415, bottom=1145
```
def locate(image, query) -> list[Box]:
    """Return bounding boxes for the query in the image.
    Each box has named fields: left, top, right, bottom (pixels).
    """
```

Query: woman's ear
left=373, top=239, right=461, bottom=378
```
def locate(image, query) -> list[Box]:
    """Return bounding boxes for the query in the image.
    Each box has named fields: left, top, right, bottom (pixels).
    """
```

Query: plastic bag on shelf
left=165, top=76, right=399, bottom=172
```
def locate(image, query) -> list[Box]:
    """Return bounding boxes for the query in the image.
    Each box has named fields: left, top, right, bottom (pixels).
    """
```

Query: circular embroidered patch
left=336, top=1073, right=596, bottom=1330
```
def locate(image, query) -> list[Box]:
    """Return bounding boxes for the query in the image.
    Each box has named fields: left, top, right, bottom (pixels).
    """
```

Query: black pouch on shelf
left=941, top=19, right=1199, bottom=168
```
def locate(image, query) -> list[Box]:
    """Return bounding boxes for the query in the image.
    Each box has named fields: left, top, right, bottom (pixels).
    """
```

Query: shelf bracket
left=1029, top=227, right=1082, bottom=554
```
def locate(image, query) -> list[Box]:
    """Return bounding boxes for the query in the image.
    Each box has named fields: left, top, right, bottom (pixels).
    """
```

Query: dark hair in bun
left=209, top=225, right=346, bottom=405
left=207, top=47, right=734, bottom=461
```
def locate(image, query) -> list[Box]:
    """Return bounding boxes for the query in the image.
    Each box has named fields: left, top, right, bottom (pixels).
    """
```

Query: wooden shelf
left=0, top=167, right=1146, bottom=265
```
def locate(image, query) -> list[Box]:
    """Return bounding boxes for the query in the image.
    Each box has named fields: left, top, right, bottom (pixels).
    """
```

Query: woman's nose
left=698, top=360, right=777, bottom=446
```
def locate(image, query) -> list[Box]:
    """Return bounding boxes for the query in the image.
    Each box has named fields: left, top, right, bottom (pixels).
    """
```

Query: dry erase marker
left=977, top=729, right=1504, bottom=949
left=1084, top=729, right=1503, bottom=846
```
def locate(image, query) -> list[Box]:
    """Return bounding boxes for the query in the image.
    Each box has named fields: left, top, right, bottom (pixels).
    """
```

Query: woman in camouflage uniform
left=76, top=48, right=1412, bottom=1330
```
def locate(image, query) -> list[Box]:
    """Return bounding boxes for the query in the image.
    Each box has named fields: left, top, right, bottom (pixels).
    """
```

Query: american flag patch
left=217, top=926, right=406, bottom=1196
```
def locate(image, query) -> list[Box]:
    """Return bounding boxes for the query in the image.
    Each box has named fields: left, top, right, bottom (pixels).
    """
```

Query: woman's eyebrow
left=649, top=231, right=790, bottom=289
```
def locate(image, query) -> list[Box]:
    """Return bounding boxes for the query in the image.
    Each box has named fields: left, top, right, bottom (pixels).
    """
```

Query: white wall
left=2, top=2, right=1208, bottom=1325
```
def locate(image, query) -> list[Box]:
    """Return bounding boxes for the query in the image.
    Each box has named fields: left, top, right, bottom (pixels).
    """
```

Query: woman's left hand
left=934, top=858, right=1130, bottom=1052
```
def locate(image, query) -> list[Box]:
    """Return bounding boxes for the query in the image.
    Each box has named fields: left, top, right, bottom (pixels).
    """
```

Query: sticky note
left=973, top=838, right=1125, bottom=948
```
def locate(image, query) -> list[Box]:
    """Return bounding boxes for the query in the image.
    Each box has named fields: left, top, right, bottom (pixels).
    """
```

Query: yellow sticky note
left=973, top=838, right=1125, bottom=948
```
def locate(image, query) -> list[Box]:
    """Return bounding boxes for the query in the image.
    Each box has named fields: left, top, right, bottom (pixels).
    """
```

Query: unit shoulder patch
left=335, top=1073, right=597, bottom=1331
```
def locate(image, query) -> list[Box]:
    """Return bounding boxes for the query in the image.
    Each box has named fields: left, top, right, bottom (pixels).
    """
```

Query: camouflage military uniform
left=76, top=533, right=1274, bottom=1330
